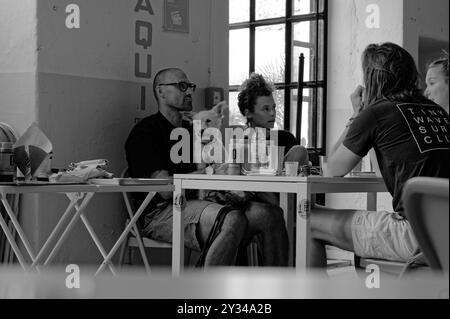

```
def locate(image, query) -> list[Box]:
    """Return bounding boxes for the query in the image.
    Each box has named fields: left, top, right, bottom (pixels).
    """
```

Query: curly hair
left=362, top=42, right=424, bottom=106
left=428, top=50, right=449, bottom=81
left=237, top=73, right=275, bottom=122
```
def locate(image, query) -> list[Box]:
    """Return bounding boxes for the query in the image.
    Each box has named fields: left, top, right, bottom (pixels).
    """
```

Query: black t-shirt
left=125, top=112, right=197, bottom=211
left=344, top=98, right=449, bottom=214
left=271, top=130, right=299, bottom=155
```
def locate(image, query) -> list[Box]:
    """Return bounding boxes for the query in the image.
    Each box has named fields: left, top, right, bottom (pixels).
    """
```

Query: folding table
left=0, top=181, right=173, bottom=276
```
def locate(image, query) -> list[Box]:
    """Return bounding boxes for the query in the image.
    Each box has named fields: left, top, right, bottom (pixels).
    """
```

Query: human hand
left=350, top=85, right=365, bottom=117
left=180, top=111, right=195, bottom=124
left=213, top=163, right=229, bottom=175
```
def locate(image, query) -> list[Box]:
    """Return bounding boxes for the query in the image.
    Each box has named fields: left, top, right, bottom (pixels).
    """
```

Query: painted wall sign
left=134, top=0, right=154, bottom=114
left=163, top=0, right=189, bottom=33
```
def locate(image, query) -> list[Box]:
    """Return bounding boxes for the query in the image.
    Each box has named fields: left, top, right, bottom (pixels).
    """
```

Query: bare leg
left=309, top=207, right=357, bottom=268
left=244, top=201, right=288, bottom=266
left=197, top=204, right=247, bottom=266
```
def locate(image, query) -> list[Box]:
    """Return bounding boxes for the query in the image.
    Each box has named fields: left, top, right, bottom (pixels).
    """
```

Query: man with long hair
left=309, top=43, right=449, bottom=268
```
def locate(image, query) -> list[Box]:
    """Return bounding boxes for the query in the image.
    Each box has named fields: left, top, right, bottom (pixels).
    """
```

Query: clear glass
left=293, top=0, right=324, bottom=15
left=230, top=0, right=250, bottom=23
left=229, top=91, right=247, bottom=126
left=256, top=0, right=286, bottom=20
left=273, top=89, right=285, bottom=130
left=293, top=0, right=311, bottom=15
left=290, top=88, right=311, bottom=147
left=291, top=20, right=324, bottom=82
left=255, top=24, right=286, bottom=83
left=290, top=87, right=324, bottom=149
left=316, top=87, right=324, bottom=149
left=229, top=29, right=250, bottom=86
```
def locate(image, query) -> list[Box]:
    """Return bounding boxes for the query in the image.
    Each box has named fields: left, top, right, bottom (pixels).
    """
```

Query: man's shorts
left=142, top=200, right=222, bottom=252
left=351, top=211, right=420, bottom=262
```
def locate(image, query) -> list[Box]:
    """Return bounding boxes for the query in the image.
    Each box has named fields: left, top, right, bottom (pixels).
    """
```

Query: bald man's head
left=153, top=68, right=186, bottom=105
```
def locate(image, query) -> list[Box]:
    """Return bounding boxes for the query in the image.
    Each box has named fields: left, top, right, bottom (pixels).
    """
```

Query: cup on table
left=284, top=161, right=299, bottom=177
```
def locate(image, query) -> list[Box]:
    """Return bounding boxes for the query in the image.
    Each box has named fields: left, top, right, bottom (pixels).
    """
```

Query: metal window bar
left=228, top=0, right=327, bottom=153
left=296, top=53, right=305, bottom=140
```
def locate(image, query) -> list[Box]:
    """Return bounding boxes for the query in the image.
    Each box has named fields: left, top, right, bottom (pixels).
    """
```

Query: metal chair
left=403, top=177, right=449, bottom=274
left=117, top=168, right=191, bottom=272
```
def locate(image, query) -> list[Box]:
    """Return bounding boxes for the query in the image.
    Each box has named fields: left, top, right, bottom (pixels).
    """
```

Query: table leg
left=122, top=192, right=152, bottom=274
left=367, top=192, right=377, bottom=211
left=79, top=213, right=118, bottom=276
left=95, top=192, right=155, bottom=276
left=279, top=192, right=294, bottom=267
left=0, top=199, right=28, bottom=271
left=172, top=179, right=185, bottom=276
left=31, top=196, right=80, bottom=269
left=296, top=183, right=311, bottom=271
left=0, top=193, right=36, bottom=269
left=44, top=192, right=95, bottom=266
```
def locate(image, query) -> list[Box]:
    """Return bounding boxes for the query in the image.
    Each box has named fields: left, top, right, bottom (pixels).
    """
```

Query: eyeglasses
left=158, top=81, right=197, bottom=92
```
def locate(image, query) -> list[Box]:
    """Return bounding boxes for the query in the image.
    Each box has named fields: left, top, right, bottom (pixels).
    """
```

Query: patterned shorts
left=142, top=200, right=222, bottom=252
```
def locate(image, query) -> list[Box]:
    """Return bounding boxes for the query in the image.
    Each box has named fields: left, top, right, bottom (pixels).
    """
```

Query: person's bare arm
left=327, top=85, right=368, bottom=177
left=327, top=145, right=362, bottom=177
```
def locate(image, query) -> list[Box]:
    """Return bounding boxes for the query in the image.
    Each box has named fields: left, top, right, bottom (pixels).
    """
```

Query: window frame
left=229, top=0, right=328, bottom=155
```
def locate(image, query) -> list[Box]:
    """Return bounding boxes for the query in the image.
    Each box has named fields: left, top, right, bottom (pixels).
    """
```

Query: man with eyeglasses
left=125, top=68, right=289, bottom=267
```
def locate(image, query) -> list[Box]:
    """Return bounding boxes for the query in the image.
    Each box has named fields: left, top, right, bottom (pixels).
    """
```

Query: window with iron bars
left=229, top=0, right=328, bottom=154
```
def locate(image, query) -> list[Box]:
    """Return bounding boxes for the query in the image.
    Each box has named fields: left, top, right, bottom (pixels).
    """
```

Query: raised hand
left=350, top=85, right=365, bottom=117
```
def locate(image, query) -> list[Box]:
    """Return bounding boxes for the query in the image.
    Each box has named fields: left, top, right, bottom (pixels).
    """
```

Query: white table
left=0, top=182, right=173, bottom=275
left=172, top=174, right=387, bottom=275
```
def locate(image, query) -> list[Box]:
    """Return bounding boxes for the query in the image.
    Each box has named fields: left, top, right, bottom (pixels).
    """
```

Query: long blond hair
left=362, top=43, right=423, bottom=106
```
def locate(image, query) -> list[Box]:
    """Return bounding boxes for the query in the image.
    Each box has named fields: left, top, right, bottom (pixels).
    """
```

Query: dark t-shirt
left=343, top=98, right=449, bottom=214
left=125, top=112, right=197, bottom=212
left=272, top=130, right=299, bottom=155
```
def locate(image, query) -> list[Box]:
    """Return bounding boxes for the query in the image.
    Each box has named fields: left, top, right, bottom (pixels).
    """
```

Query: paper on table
left=13, top=123, right=53, bottom=180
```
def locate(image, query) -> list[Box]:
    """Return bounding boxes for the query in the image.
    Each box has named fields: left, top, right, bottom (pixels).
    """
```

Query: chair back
left=403, top=177, right=449, bottom=273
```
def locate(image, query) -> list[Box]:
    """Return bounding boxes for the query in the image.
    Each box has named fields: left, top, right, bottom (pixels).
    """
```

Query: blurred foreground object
left=0, top=267, right=448, bottom=299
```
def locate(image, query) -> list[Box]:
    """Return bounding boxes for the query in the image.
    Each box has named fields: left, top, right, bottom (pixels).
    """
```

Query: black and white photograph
left=0, top=0, right=448, bottom=306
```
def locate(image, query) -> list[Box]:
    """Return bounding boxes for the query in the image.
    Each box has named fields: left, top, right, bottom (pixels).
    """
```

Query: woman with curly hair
left=237, top=73, right=309, bottom=167
left=425, top=51, right=449, bottom=113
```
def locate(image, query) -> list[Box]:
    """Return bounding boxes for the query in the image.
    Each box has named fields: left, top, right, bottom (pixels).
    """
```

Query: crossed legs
left=197, top=201, right=288, bottom=267
left=244, top=201, right=289, bottom=266
left=197, top=203, right=247, bottom=266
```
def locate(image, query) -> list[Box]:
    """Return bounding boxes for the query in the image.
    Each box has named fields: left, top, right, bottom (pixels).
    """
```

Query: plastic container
left=0, top=142, right=16, bottom=182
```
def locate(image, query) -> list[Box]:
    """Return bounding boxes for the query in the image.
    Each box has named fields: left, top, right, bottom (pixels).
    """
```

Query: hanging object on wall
left=163, top=0, right=189, bottom=33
